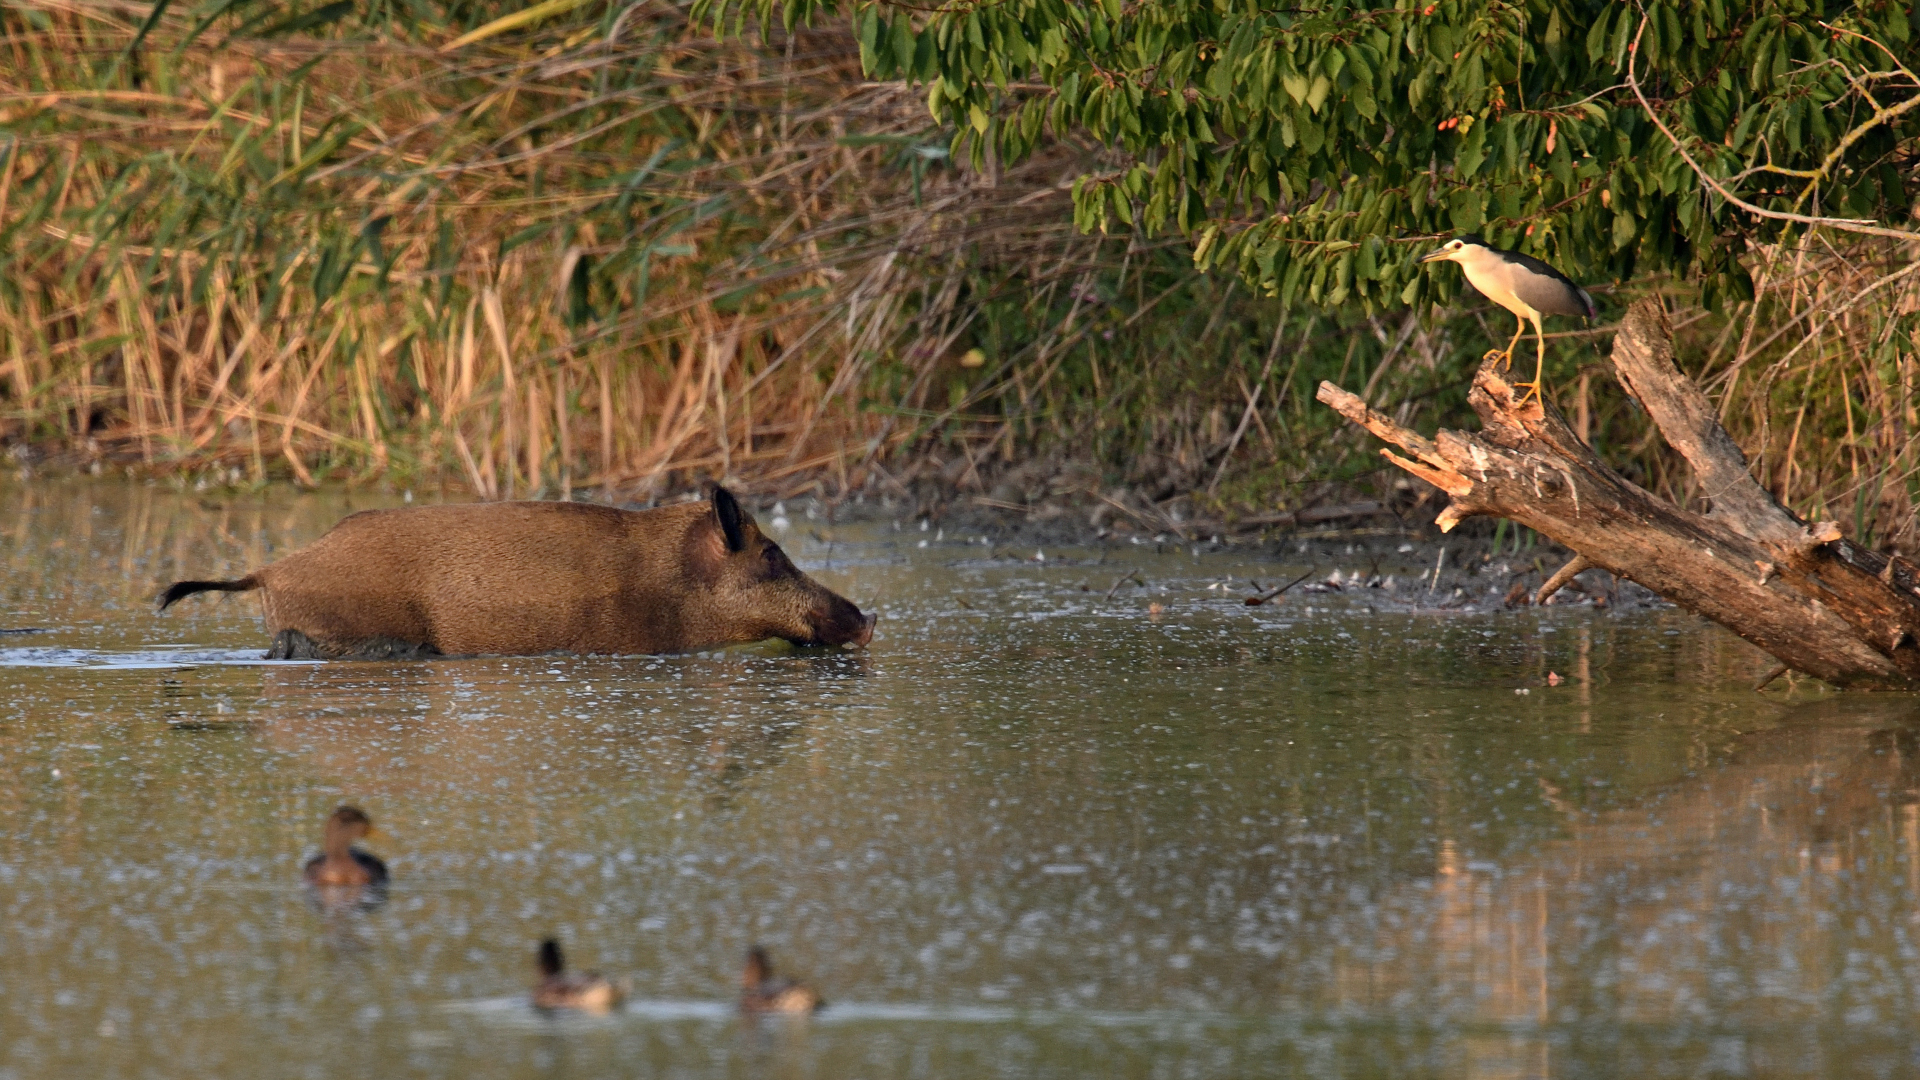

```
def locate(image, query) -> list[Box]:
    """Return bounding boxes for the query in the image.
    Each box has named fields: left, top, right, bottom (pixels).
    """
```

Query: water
left=3, top=478, right=1919, bottom=1078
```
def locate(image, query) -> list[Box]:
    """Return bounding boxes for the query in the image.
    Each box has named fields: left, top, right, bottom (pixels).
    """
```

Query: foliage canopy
left=705, top=0, right=1920, bottom=312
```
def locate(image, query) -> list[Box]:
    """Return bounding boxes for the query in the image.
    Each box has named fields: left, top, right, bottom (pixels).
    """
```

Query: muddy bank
left=713, top=484, right=1664, bottom=620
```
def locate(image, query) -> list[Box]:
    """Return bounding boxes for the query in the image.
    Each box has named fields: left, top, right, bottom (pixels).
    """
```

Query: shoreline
left=3, top=467, right=1664, bottom=620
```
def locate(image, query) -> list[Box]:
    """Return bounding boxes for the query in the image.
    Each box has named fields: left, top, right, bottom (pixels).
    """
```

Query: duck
left=303, top=805, right=389, bottom=888
left=532, top=938, right=626, bottom=1013
left=739, top=946, right=824, bottom=1014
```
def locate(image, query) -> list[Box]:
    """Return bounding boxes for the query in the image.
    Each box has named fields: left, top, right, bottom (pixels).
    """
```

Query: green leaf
left=890, top=16, right=915, bottom=78
left=1305, top=75, right=1330, bottom=113
left=1456, top=118, right=1488, bottom=177
left=858, top=6, right=880, bottom=64
left=1356, top=235, right=1379, bottom=280
left=1448, top=187, right=1483, bottom=233
left=442, top=0, right=592, bottom=50
left=499, top=221, right=550, bottom=257
left=1609, top=9, right=1633, bottom=68
left=124, top=0, right=177, bottom=59
left=1611, top=209, right=1637, bottom=249
left=1344, top=44, right=1373, bottom=88
left=1586, top=5, right=1615, bottom=63
left=263, top=0, right=353, bottom=35
left=265, top=118, right=363, bottom=188
left=1354, top=86, right=1377, bottom=122
left=912, top=25, right=937, bottom=81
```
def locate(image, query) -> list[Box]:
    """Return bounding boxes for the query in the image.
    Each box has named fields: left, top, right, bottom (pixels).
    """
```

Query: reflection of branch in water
left=1535, top=777, right=1579, bottom=821
left=1336, top=709, right=1920, bottom=1036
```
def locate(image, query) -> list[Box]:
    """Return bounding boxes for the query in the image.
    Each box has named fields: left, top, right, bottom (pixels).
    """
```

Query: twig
left=1536, top=554, right=1592, bottom=606
left=1624, top=17, right=1920, bottom=243
left=1234, top=501, right=1386, bottom=529
left=1244, top=568, right=1315, bottom=606
left=1207, top=318, right=1286, bottom=495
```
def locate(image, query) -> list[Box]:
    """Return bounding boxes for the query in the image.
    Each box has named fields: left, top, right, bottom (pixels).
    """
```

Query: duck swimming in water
left=532, top=938, right=626, bottom=1013
left=303, top=805, right=389, bottom=887
left=739, top=946, right=824, bottom=1014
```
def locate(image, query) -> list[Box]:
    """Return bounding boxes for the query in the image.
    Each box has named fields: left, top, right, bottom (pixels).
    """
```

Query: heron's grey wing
left=1504, top=252, right=1595, bottom=317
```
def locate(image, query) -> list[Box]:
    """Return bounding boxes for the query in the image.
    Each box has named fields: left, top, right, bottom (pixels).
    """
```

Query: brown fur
left=160, top=488, right=874, bottom=658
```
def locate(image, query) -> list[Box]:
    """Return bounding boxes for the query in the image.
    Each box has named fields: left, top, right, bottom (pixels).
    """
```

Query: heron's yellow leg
left=1511, top=318, right=1547, bottom=406
left=1484, top=317, right=1529, bottom=369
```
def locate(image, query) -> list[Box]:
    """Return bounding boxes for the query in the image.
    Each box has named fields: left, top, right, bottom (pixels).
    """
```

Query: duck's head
left=538, top=938, right=564, bottom=978
left=743, top=946, right=772, bottom=988
left=324, top=805, right=385, bottom=844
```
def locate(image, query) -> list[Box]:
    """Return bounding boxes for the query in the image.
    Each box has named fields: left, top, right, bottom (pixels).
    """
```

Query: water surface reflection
left=1, top=479, right=1917, bottom=1078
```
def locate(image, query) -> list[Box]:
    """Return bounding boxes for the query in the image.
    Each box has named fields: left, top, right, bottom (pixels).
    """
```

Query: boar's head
left=685, top=485, right=874, bottom=649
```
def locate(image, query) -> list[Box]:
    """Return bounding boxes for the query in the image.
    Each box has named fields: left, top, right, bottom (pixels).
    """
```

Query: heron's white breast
left=1459, top=258, right=1540, bottom=320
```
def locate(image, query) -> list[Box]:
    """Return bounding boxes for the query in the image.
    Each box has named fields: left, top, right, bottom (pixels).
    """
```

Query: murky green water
left=4, top=479, right=1920, bottom=1078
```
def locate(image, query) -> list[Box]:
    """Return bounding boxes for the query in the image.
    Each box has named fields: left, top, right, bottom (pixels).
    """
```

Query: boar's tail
left=158, top=576, right=258, bottom=611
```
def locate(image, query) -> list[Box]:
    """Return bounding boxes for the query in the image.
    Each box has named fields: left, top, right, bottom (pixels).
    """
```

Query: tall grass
left=0, top=0, right=1912, bottom=552
left=1686, top=239, right=1920, bottom=553
left=0, top=0, right=973, bottom=498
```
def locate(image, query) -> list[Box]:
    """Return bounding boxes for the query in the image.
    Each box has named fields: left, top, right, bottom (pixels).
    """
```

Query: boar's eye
left=760, top=545, right=790, bottom=578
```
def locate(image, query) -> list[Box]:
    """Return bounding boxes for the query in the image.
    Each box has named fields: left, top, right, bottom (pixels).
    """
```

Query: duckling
left=739, top=946, right=824, bottom=1014
left=532, top=938, right=626, bottom=1013
left=303, top=805, right=389, bottom=888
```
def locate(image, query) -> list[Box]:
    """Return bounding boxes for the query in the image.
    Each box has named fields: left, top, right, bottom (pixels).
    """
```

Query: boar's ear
left=710, top=484, right=747, bottom=554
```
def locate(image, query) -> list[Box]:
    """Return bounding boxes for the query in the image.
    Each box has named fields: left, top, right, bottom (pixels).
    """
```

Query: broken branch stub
left=1316, top=298, right=1920, bottom=689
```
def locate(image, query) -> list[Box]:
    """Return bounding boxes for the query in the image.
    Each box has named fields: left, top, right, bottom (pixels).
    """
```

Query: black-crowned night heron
left=1419, top=235, right=1596, bottom=405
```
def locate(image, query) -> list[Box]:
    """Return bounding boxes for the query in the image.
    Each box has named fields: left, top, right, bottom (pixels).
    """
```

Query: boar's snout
left=810, top=593, right=875, bottom=648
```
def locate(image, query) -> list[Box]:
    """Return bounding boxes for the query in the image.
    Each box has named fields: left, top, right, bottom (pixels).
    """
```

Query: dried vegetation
left=0, top=0, right=1913, bottom=549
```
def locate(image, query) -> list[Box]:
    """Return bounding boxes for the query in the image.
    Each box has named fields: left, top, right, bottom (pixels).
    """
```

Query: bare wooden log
left=1317, top=298, right=1920, bottom=689
left=1608, top=305, right=1804, bottom=544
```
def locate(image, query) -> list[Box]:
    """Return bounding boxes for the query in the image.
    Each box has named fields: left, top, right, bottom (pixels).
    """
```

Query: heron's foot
left=1510, top=379, right=1543, bottom=407
left=1482, top=348, right=1513, bottom=370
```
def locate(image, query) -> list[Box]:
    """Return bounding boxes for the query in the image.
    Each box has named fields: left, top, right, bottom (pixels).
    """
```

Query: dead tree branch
left=1318, top=298, right=1920, bottom=688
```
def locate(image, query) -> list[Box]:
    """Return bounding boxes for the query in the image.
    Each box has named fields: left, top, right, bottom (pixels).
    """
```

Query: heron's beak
left=1417, top=248, right=1449, bottom=263
left=363, top=825, right=390, bottom=842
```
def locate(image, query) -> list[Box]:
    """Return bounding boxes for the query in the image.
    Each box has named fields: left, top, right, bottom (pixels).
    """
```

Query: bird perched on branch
left=1419, top=235, right=1596, bottom=406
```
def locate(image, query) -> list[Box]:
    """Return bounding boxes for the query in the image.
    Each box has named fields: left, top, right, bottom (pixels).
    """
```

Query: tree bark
left=1317, top=298, right=1920, bottom=689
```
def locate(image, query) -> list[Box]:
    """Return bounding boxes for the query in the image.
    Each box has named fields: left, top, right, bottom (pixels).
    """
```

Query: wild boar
left=159, top=486, right=874, bottom=659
